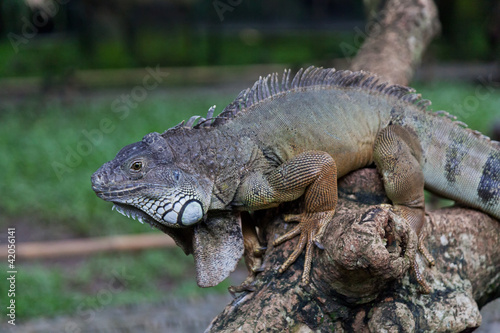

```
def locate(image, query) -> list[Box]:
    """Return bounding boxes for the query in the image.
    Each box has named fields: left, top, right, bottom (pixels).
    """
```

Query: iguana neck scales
left=92, top=67, right=500, bottom=291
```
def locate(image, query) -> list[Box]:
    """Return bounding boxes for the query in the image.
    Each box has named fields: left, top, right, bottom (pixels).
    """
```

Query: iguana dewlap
left=92, top=67, right=500, bottom=291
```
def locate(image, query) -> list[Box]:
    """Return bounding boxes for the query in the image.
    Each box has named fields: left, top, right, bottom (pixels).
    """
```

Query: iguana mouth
left=108, top=193, right=204, bottom=229
left=93, top=181, right=205, bottom=228
left=111, top=203, right=156, bottom=227
left=92, top=184, right=149, bottom=201
left=111, top=202, right=172, bottom=233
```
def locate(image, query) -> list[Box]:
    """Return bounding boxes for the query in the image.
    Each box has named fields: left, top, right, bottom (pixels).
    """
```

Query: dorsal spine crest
left=162, top=66, right=498, bottom=147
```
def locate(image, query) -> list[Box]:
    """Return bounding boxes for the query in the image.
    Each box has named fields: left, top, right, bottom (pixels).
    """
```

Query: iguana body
left=92, top=67, right=500, bottom=291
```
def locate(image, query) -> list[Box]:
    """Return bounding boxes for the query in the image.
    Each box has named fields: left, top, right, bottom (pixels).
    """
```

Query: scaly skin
left=92, top=67, right=500, bottom=292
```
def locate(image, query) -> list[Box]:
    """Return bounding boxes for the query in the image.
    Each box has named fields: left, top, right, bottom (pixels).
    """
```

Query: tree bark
left=351, top=0, right=441, bottom=85
left=207, top=169, right=500, bottom=332
left=207, top=0, right=500, bottom=331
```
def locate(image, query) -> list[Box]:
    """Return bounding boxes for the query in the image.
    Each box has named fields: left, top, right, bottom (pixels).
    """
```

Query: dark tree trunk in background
left=351, top=0, right=440, bottom=85
left=206, top=0, right=500, bottom=331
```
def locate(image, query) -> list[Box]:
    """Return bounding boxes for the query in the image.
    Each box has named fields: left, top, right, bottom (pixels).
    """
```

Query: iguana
left=91, top=67, right=500, bottom=293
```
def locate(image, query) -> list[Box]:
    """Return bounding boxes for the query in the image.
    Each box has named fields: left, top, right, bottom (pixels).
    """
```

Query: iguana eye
left=172, top=169, right=181, bottom=181
left=130, top=161, right=143, bottom=172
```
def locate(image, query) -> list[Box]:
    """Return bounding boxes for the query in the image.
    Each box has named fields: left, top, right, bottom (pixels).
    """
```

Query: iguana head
left=91, top=132, right=213, bottom=229
left=92, top=130, right=245, bottom=288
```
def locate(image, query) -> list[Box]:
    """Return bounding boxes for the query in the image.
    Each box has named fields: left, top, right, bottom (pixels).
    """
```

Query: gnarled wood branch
left=207, top=169, right=500, bottom=332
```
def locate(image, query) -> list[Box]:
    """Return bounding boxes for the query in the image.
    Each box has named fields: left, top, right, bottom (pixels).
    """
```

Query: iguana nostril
left=91, top=164, right=112, bottom=187
left=91, top=172, right=102, bottom=186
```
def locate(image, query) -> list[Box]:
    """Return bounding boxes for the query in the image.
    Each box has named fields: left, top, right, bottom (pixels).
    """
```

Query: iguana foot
left=382, top=204, right=433, bottom=293
left=229, top=220, right=266, bottom=297
left=228, top=258, right=265, bottom=297
left=421, top=213, right=436, bottom=267
left=410, top=214, right=436, bottom=294
left=410, top=215, right=435, bottom=294
left=374, top=125, right=435, bottom=293
left=274, top=211, right=335, bottom=284
left=412, top=258, right=431, bottom=294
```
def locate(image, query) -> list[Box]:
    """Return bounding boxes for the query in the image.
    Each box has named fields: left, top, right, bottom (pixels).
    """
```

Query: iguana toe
left=275, top=211, right=334, bottom=284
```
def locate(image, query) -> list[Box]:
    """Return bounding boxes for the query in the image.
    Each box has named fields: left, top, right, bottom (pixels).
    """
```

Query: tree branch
left=207, top=169, right=500, bottom=332
left=350, top=0, right=441, bottom=85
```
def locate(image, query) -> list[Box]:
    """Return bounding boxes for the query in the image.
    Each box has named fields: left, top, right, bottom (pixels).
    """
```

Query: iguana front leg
left=238, top=151, right=338, bottom=284
left=374, top=124, right=435, bottom=293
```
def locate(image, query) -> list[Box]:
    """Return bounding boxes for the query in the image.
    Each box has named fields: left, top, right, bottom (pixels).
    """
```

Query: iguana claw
left=229, top=220, right=266, bottom=296
left=274, top=211, right=335, bottom=284
left=381, top=204, right=434, bottom=294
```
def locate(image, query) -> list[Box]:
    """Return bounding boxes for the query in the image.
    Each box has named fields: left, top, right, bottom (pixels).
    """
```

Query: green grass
left=0, top=248, right=231, bottom=320
left=414, top=80, right=500, bottom=132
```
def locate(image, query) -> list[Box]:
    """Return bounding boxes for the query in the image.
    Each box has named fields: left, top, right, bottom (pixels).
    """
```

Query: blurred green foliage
left=0, top=31, right=354, bottom=78
left=0, top=248, right=230, bottom=319
left=0, top=1, right=498, bottom=78
left=0, top=27, right=495, bottom=79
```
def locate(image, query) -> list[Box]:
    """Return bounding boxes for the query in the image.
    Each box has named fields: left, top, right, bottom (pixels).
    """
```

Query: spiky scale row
left=166, top=67, right=498, bottom=151
left=168, top=67, right=432, bottom=134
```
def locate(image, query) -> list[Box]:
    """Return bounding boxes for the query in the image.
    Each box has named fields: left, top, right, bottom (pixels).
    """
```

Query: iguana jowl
left=92, top=67, right=500, bottom=291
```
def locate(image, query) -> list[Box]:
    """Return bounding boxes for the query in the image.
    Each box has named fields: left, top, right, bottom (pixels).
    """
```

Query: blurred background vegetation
left=0, top=0, right=499, bottom=328
left=0, top=0, right=499, bottom=78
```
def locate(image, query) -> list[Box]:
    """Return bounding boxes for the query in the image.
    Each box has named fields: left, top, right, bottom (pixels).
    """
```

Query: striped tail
left=418, top=115, right=500, bottom=220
